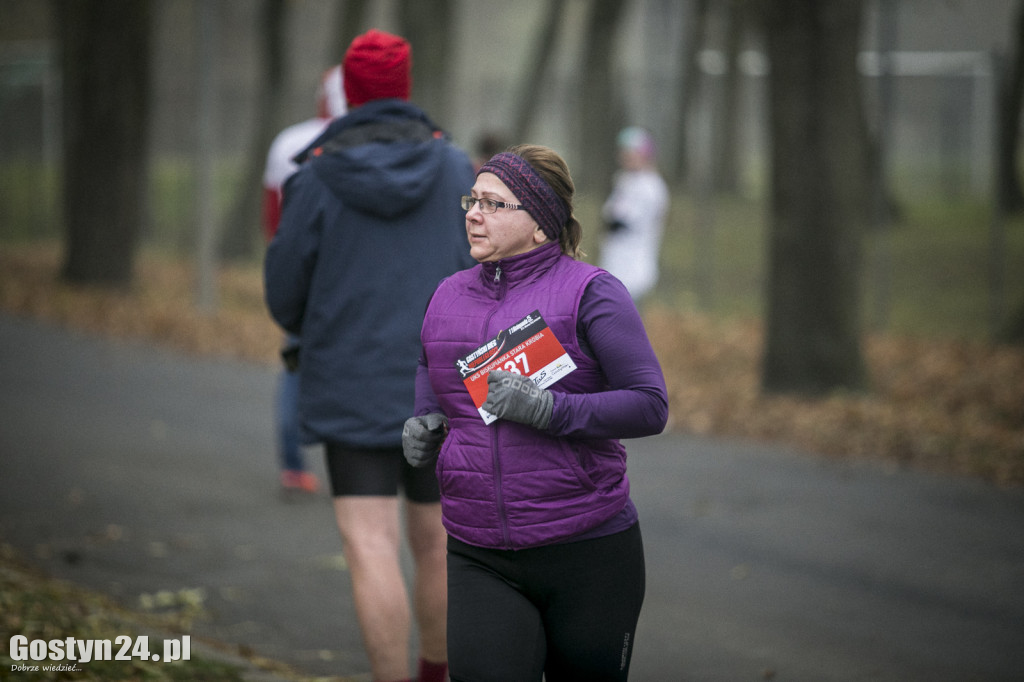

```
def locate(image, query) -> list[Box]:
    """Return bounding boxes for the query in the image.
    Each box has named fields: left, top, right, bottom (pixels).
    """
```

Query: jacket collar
left=296, top=99, right=438, bottom=164
left=479, top=241, right=563, bottom=288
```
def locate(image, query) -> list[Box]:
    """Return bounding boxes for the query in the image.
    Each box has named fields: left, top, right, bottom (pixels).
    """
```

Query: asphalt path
left=1, top=313, right=1022, bottom=681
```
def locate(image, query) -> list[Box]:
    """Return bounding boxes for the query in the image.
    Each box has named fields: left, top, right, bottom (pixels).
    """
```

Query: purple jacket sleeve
left=546, top=274, right=669, bottom=439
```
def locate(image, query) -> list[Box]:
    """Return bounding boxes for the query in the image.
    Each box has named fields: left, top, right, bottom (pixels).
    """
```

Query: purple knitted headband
left=478, top=152, right=569, bottom=241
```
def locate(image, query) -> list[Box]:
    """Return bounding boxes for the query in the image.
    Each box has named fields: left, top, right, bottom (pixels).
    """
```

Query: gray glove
left=402, top=413, right=448, bottom=468
left=481, top=370, right=553, bottom=430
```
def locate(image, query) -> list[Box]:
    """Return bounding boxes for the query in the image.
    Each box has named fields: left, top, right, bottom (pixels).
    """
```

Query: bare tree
left=668, top=0, right=711, bottom=187
left=56, top=0, right=151, bottom=288
left=576, top=0, right=628, bottom=194
left=993, top=0, right=1024, bottom=343
left=219, top=0, right=287, bottom=262
left=399, top=0, right=455, bottom=124
left=1000, top=299, right=1024, bottom=344
left=713, top=0, right=745, bottom=193
left=758, top=0, right=868, bottom=396
left=997, top=0, right=1024, bottom=213
left=512, top=0, right=569, bottom=142
left=332, top=0, right=370, bottom=63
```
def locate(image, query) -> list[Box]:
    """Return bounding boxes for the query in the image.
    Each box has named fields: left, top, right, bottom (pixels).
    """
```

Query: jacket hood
left=302, top=99, right=448, bottom=219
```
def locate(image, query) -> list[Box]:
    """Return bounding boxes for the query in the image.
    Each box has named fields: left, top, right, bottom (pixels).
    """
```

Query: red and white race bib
left=456, top=310, right=576, bottom=424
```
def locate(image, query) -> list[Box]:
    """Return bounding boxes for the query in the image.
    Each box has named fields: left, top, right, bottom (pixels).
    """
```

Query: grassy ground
left=1, top=543, right=242, bottom=681
left=0, top=542, right=338, bottom=681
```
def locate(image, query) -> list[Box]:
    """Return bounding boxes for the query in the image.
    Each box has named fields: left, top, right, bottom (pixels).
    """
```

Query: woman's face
left=465, top=172, right=548, bottom=263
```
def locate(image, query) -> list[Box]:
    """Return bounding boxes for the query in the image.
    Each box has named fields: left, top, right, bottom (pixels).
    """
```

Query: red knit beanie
left=343, top=29, right=412, bottom=107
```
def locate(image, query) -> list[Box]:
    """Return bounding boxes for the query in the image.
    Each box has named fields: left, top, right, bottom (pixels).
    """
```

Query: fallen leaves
left=645, top=306, right=1024, bottom=486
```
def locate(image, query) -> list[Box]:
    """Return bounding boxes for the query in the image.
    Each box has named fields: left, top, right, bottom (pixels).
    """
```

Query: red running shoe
left=280, top=470, right=319, bottom=493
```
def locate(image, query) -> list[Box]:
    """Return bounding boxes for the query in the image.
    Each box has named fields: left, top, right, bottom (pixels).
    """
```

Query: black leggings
left=446, top=524, right=645, bottom=682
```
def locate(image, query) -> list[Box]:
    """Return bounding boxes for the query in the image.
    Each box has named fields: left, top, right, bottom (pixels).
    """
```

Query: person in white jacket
left=262, top=65, right=347, bottom=241
left=599, top=126, right=669, bottom=303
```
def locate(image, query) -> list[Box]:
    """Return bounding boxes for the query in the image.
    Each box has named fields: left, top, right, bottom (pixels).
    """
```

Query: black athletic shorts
left=324, top=443, right=440, bottom=503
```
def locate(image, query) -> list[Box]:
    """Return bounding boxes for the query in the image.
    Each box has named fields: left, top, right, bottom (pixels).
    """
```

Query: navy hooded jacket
left=264, top=99, right=476, bottom=448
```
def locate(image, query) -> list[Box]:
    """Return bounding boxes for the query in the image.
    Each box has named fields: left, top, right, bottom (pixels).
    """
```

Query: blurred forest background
left=1, top=0, right=1023, bottom=484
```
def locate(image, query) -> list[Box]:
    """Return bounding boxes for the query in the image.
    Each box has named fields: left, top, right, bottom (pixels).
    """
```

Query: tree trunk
left=399, top=0, right=454, bottom=125
left=759, top=0, right=868, bottom=396
left=997, top=0, right=1024, bottom=214
left=999, top=297, right=1024, bottom=344
left=57, top=0, right=151, bottom=288
left=332, top=0, right=370, bottom=63
left=577, top=0, right=628, bottom=194
left=713, top=0, right=744, bottom=194
left=670, top=0, right=710, bottom=187
left=512, top=0, right=568, bottom=142
left=218, top=0, right=286, bottom=263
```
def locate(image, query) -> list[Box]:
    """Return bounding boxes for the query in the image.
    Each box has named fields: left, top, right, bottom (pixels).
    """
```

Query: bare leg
left=333, top=495, right=410, bottom=681
left=404, top=500, right=448, bottom=664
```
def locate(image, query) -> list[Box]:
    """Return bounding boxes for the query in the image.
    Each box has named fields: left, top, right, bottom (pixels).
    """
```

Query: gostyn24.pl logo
left=9, top=634, right=191, bottom=671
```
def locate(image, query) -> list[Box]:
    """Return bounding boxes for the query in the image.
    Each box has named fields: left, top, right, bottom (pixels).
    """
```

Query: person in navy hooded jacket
left=404, top=144, right=668, bottom=681
left=264, top=29, right=474, bottom=682
left=262, top=64, right=347, bottom=496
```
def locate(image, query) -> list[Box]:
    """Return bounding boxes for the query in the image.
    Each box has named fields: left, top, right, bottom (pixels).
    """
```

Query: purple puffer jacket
left=419, top=242, right=667, bottom=550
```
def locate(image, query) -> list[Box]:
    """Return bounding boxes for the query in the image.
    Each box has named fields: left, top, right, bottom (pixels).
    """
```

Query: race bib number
left=456, top=310, right=576, bottom=424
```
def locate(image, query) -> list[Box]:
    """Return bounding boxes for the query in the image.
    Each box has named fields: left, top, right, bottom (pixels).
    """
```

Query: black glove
left=481, top=370, right=553, bottom=430
left=402, top=413, right=448, bottom=468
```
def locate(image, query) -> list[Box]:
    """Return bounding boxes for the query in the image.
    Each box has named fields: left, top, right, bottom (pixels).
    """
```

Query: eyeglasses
left=461, top=195, right=525, bottom=214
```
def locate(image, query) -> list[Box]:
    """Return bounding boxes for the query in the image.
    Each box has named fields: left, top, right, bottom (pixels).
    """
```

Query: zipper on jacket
left=492, top=422, right=513, bottom=548
left=482, top=260, right=511, bottom=547
left=480, top=308, right=511, bottom=548
left=493, top=263, right=507, bottom=301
